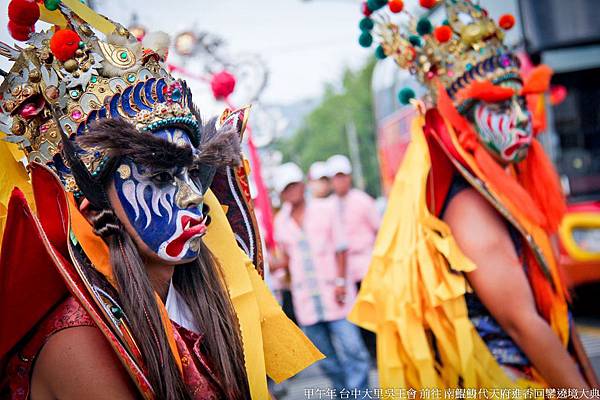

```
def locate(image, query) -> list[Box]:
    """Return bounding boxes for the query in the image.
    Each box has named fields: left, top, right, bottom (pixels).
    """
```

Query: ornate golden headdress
left=358, top=0, right=519, bottom=108
left=0, top=0, right=201, bottom=194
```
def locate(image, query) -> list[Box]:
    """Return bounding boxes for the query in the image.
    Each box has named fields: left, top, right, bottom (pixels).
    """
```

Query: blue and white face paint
left=113, top=128, right=208, bottom=262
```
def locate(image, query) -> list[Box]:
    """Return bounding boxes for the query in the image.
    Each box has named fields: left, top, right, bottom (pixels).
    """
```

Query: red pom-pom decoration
left=210, top=70, right=236, bottom=100
left=361, top=1, right=372, bottom=17
left=388, top=0, right=404, bottom=13
left=499, top=14, right=515, bottom=30
left=7, top=20, right=33, bottom=41
left=419, top=0, right=437, bottom=9
left=8, top=0, right=40, bottom=26
left=50, top=29, right=81, bottom=62
left=550, top=85, right=567, bottom=106
left=434, top=25, right=452, bottom=43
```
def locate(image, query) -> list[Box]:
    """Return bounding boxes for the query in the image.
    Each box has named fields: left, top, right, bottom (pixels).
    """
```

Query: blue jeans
left=303, top=319, right=371, bottom=394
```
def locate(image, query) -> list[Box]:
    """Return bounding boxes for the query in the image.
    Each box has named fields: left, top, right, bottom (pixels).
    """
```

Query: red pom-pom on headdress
left=434, top=25, right=452, bottom=43
left=419, top=0, right=437, bottom=9
left=361, top=1, right=372, bottom=17
left=50, top=29, right=81, bottom=62
left=499, top=14, right=515, bottom=30
left=8, top=0, right=40, bottom=26
left=521, top=64, right=553, bottom=95
left=210, top=71, right=236, bottom=100
left=388, top=0, right=404, bottom=13
left=7, top=20, right=33, bottom=41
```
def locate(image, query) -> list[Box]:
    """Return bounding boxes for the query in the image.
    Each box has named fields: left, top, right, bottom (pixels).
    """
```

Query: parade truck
left=372, top=0, right=600, bottom=288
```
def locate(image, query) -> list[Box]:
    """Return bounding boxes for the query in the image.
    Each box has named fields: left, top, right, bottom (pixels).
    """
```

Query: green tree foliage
left=276, top=60, right=381, bottom=197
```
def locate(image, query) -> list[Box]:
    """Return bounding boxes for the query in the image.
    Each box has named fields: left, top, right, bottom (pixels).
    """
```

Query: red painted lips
left=165, top=214, right=207, bottom=257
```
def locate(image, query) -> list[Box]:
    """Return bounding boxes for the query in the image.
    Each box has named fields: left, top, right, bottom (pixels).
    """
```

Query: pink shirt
left=274, top=198, right=356, bottom=326
left=332, top=189, right=381, bottom=283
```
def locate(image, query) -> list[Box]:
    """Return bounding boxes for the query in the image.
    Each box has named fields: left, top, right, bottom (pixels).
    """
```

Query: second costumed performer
left=351, top=0, right=598, bottom=391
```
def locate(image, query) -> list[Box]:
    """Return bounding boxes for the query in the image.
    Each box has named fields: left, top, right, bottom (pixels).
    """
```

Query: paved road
left=272, top=322, right=600, bottom=400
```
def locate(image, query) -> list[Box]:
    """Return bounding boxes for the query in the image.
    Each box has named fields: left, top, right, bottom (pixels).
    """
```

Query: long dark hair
left=173, top=244, right=250, bottom=399
left=92, top=211, right=250, bottom=399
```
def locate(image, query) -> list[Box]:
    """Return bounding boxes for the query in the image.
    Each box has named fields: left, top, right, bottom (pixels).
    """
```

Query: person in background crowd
left=270, top=164, right=306, bottom=326
left=327, top=154, right=381, bottom=359
left=272, top=162, right=370, bottom=395
left=308, top=161, right=333, bottom=199
left=326, top=155, right=381, bottom=289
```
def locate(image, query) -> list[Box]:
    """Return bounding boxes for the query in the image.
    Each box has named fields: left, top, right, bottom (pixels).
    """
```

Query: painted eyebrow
left=138, top=165, right=180, bottom=176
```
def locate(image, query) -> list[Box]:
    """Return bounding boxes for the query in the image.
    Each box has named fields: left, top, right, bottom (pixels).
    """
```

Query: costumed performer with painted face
left=0, top=1, right=322, bottom=399
left=350, top=0, right=598, bottom=390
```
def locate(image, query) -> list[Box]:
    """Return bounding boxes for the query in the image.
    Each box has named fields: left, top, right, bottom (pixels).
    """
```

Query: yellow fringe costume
left=349, top=116, right=538, bottom=391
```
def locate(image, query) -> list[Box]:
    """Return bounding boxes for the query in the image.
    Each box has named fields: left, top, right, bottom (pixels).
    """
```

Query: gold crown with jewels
left=359, top=0, right=520, bottom=107
left=0, top=0, right=200, bottom=193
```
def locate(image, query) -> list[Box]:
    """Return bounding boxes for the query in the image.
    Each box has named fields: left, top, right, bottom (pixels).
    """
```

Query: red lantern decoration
left=8, top=0, right=40, bottom=26
left=499, top=14, right=515, bottom=30
left=434, top=25, right=452, bottom=43
left=7, top=20, right=33, bottom=41
left=388, top=0, right=404, bottom=13
left=50, top=29, right=81, bottom=62
left=210, top=71, right=236, bottom=100
left=419, top=0, right=437, bottom=9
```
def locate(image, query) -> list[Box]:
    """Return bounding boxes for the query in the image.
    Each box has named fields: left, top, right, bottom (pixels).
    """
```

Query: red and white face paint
left=472, top=81, right=533, bottom=164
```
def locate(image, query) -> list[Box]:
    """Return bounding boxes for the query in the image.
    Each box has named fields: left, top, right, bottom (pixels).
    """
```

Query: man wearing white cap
left=327, top=155, right=381, bottom=287
left=308, top=161, right=332, bottom=199
left=327, top=155, right=381, bottom=357
left=271, top=162, right=370, bottom=394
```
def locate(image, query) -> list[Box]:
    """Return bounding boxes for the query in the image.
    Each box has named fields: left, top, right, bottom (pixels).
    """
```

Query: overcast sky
left=0, top=0, right=522, bottom=106
left=0, top=0, right=371, bottom=105
left=103, top=0, right=370, bottom=105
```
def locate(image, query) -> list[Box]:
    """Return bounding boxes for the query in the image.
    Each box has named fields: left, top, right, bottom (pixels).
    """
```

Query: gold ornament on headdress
left=0, top=0, right=199, bottom=194
left=360, top=0, right=519, bottom=106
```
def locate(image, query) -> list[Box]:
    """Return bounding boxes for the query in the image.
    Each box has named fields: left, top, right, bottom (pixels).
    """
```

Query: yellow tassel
left=39, top=6, right=67, bottom=27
